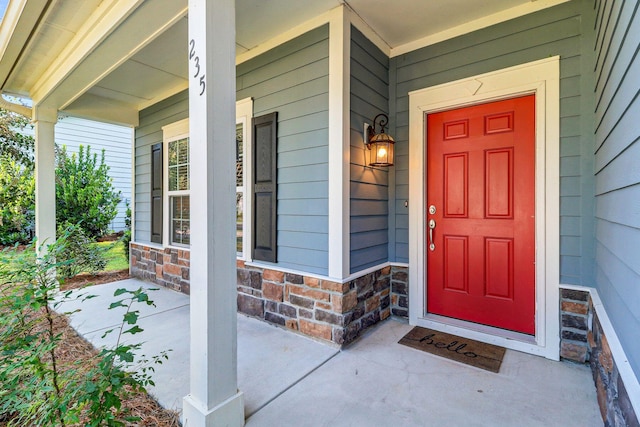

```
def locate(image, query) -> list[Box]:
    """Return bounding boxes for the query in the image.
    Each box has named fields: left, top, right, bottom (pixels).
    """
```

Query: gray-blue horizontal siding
left=134, top=27, right=330, bottom=273
left=22, top=116, right=132, bottom=232
left=349, top=26, right=389, bottom=273
left=390, top=1, right=594, bottom=287
left=237, top=24, right=329, bottom=275
left=592, top=0, right=640, bottom=380
left=134, top=90, right=189, bottom=242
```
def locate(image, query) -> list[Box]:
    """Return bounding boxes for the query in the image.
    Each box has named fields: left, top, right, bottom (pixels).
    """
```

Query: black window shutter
left=252, top=112, right=277, bottom=262
left=151, top=143, right=163, bottom=244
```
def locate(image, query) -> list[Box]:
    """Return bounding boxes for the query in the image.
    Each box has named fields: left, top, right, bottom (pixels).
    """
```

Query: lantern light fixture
left=364, top=113, right=395, bottom=167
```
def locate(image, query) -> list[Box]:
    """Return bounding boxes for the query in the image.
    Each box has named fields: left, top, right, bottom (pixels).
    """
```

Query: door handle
left=428, top=219, right=436, bottom=251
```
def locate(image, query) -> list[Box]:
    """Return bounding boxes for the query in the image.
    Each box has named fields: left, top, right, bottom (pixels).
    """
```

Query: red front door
left=426, top=95, right=536, bottom=335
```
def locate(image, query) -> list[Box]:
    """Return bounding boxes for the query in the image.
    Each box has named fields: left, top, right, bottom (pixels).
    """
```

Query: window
left=168, top=137, right=190, bottom=245
left=160, top=100, right=252, bottom=253
left=162, top=119, right=190, bottom=247
left=236, top=123, right=244, bottom=253
left=236, top=98, right=253, bottom=259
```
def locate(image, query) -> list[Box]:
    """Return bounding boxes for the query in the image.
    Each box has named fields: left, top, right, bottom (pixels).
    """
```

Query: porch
left=57, top=278, right=601, bottom=426
left=2, top=0, right=639, bottom=424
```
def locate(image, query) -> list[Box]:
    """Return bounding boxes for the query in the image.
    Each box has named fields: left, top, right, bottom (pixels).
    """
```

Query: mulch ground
left=1, top=270, right=182, bottom=426
left=60, top=268, right=131, bottom=290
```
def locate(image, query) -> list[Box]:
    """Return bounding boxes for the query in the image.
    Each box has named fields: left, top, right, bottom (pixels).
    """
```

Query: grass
left=0, top=240, right=128, bottom=274
left=98, top=240, right=129, bottom=271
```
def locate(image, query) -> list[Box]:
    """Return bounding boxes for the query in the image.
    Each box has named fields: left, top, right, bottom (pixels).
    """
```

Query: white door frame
left=408, top=57, right=560, bottom=360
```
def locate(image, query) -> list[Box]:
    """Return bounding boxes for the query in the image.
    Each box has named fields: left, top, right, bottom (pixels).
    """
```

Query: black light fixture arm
left=368, top=113, right=389, bottom=142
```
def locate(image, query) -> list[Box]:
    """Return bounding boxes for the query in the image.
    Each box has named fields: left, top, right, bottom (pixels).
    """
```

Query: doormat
left=398, top=327, right=506, bottom=373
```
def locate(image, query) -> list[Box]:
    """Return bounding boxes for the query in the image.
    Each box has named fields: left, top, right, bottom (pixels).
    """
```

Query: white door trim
left=408, top=56, right=560, bottom=360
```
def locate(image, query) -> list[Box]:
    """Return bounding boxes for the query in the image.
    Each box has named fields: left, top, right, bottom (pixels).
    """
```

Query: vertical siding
left=135, top=90, right=189, bottom=243
left=390, top=1, right=595, bottom=287
left=593, top=0, right=640, bottom=380
left=349, top=26, right=389, bottom=273
left=237, top=24, right=329, bottom=275
left=135, top=26, right=330, bottom=275
left=22, top=116, right=133, bottom=231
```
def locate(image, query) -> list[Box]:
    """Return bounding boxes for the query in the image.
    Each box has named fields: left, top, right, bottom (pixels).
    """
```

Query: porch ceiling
left=0, top=0, right=568, bottom=126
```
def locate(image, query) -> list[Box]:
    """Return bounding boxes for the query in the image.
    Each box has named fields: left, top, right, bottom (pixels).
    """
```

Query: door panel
left=444, top=153, right=468, bottom=217
left=426, top=95, right=535, bottom=335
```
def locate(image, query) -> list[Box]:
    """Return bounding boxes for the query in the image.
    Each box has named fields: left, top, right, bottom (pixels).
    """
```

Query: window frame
left=236, top=97, right=253, bottom=260
left=162, top=118, right=190, bottom=248
left=159, top=99, right=252, bottom=253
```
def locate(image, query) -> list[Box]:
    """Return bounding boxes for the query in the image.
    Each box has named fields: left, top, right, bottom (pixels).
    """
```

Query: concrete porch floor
left=56, top=278, right=602, bottom=426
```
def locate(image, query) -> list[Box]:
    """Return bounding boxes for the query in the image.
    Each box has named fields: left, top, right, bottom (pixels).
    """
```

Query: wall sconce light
left=364, top=113, right=395, bottom=167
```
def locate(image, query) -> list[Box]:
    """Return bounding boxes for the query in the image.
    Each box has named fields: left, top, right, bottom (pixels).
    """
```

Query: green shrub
left=0, top=155, right=35, bottom=245
left=0, top=108, right=35, bottom=168
left=56, top=145, right=121, bottom=239
left=55, top=222, right=106, bottom=279
left=0, top=232, right=169, bottom=426
left=79, top=287, right=169, bottom=426
left=0, top=107, right=35, bottom=245
left=0, top=240, right=76, bottom=426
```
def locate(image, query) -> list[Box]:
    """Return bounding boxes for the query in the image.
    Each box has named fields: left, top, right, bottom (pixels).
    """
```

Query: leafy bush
left=0, top=155, right=35, bottom=245
left=56, top=222, right=106, bottom=279
left=0, top=232, right=169, bottom=426
left=0, top=112, right=123, bottom=245
left=79, top=287, right=169, bottom=426
left=0, top=107, right=35, bottom=245
left=0, top=240, right=75, bottom=426
left=0, top=108, right=35, bottom=168
left=56, top=145, right=121, bottom=239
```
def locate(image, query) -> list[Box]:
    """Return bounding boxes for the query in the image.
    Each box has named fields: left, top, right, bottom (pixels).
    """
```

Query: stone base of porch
left=560, top=287, right=639, bottom=427
left=130, top=243, right=191, bottom=294
left=590, top=313, right=639, bottom=427
left=236, top=261, right=408, bottom=346
left=560, top=289, right=590, bottom=363
left=129, top=243, right=405, bottom=346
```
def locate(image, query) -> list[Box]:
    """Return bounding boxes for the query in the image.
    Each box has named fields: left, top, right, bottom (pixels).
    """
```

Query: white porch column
left=183, top=0, right=244, bottom=426
left=33, top=106, right=58, bottom=254
left=328, top=6, right=351, bottom=280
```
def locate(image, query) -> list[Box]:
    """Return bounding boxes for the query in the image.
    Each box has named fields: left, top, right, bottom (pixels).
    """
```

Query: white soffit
left=0, top=0, right=573, bottom=124
left=235, top=0, right=340, bottom=53
left=345, top=0, right=572, bottom=57
left=4, top=0, right=103, bottom=95
left=234, top=0, right=571, bottom=61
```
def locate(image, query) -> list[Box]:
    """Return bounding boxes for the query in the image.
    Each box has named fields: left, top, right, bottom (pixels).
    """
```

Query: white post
left=183, top=0, right=244, bottom=425
left=328, top=6, right=351, bottom=280
left=33, top=106, right=58, bottom=255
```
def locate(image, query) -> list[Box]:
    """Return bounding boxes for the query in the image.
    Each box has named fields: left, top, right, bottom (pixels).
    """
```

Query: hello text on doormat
left=398, top=327, right=506, bottom=373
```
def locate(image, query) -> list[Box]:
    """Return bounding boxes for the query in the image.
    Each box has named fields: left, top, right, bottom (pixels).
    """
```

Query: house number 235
left=189, top=39, right=206, bottom=96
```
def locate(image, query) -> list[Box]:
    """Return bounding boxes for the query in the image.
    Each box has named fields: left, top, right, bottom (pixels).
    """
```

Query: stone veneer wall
left=589, top=311, right=639, bottom=427
left=390, top=266, right=409, bottom=318
left=560, top=289, right=590, bottom=363
left=236, top=262, right=412, bottom=345
left=130, top=243, right=190, bottom=294
left=560, top=287, right=639, bottom=426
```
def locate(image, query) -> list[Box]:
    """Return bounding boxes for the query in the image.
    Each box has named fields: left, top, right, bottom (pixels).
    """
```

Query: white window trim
left=159, top=99, right=252, bottom=254
left=236, top=97, right=253, bottom=261
left=408, top=56, right=560, bottom=360
left=162, top=118, right=190, bottom=249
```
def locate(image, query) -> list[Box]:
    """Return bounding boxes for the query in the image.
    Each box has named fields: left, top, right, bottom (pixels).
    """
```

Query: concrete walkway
left=56, top=278, right=602, bottom=426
